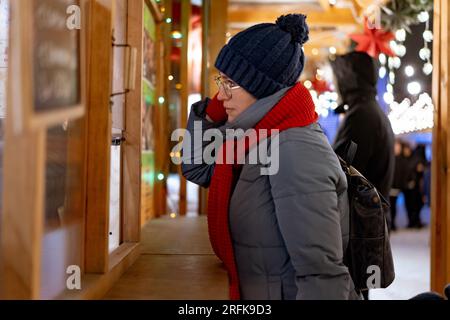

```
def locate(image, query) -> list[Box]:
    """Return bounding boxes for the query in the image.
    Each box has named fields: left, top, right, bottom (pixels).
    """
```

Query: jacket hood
left=330, top=52, right=379, bottom=105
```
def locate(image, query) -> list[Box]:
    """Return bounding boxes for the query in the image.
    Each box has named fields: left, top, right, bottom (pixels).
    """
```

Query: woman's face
left=216, top=74, right=257, bottom=123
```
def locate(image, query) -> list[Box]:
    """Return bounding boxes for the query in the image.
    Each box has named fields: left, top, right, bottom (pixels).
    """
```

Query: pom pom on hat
left=276, top=14, right=309, bottom=45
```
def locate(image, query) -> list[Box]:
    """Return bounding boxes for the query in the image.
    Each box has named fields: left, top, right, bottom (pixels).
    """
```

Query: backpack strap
left=343, top=141, right=358, bottom=165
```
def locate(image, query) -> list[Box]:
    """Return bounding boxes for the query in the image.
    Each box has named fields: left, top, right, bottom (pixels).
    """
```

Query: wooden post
left=197, top=0, right=228, bottom=215
left=148, top=0, right=166, bottom=219
left=1, top=129, right=46, bottom=299
left=0, top=0, right=44, bottom=299
left=121, top=0, right=143, bottom=242
left=431, top=0, right=450, bottom=294
left=162, top=0, right=172, bottom=216
left=208, top=0, right=228, bottom=98
left=179, top=0, right=191, bottom=216
left=84, top=0, right=113, bottom=274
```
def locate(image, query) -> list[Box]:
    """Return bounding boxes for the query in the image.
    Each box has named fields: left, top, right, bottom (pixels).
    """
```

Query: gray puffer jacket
left=181, top=87, right=360, bottom=300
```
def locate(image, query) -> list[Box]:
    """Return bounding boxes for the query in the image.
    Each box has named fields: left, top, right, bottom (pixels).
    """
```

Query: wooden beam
left=431, top=0, right=450, bottom=295
left=162, top=0, right=173, bottom=217
left=228, top=6, right=358, bottom=27
left=179, top=0, right=191, bottom=216
left=198, top=0, right=229, bottom=215
left=228, top=2, right=322, bottom=14
left=317, top=0, right=330, bottom=11
left=1, top=0, right=46, bottom=299
left=122, top=0, right=142, bottom=242
left=199, top=0, right=211, bottom=216
left=208, top=0, right=228, bottom=97
left=84, top=0, right=113, bottom=274
left=1, top=128, right=46, bottom=299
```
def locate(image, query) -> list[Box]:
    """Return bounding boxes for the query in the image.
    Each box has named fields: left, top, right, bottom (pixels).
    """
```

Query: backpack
left=337, top=141, right=395, bottom=291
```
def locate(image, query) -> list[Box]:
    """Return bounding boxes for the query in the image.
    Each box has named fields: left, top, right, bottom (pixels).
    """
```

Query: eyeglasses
left=214, top=74, right=241, bottom=99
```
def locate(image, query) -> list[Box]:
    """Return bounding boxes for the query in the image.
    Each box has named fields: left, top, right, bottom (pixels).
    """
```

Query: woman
left=181, top=14, right=359, bottom=300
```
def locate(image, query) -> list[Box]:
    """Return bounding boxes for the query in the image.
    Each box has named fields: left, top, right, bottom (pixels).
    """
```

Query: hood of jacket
left=331, top=51, right=379, bottom=109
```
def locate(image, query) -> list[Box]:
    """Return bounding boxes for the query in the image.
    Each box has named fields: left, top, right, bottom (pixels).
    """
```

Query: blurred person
left=403, top=144, right=426, bottom=229
left=389, top=140, right=408, bottom=231
left=332, top=52, right=395, bottom=207
left=331, top=51, right=395, bottom=300
left=181, top=14, right=359, bottom=300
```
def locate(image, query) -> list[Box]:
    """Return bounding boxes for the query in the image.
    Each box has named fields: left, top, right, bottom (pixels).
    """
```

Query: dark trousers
left=403, top=189, right=424, bottom=228
left=389, top=196, right=398, bottom=230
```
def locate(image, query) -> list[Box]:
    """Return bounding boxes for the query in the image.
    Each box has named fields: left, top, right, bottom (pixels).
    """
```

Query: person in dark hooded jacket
left=332, top=51, right=395, bottom=211
left=331, top=52, right=395, bottom=300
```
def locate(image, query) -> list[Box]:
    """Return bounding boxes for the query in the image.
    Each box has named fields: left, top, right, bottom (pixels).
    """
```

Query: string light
left=395, top=44, right=406, bottom=57
left=419, top=47, right=431, bottom=61
left=395, top=29, right=406, bottom=42
left=171, top=31, right=182, bottom=39
left=407, top=81, right=422, bottom=95
left=393, top=57, right=401, bottom=69
left=389, top=71, right=396, bottom=84
left=377, top=10, right=434, bottom=135
left=384, top=92, right=394, bottom=104
left=423, top=63, right=433, bottom=75
left=418, top=11, right=430, bottom=23
left=405, top=65, right=415, bottom=77
left=420, top=17, right=433, bottom=75
left=304, top=80, right=312, bottom=89
left=309, top=90, right=339, bottom=117
left=388, top=93, right=434, bottom=134
left=379, top=67, right=387, bottom=79
left=423, top=30, right=433, bottom=42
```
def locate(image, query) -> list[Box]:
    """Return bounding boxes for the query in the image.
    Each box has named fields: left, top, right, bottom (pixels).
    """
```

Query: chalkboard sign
left=32, top=0, right=81, bottom=113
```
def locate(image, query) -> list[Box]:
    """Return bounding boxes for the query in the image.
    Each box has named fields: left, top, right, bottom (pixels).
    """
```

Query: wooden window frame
left=8, top=0, right=86, bottom=133
left=1, top=0, right=88, bottom=299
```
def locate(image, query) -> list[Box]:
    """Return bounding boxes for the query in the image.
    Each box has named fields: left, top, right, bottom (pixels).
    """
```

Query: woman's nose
left=217, top=86, right=228, bottom=101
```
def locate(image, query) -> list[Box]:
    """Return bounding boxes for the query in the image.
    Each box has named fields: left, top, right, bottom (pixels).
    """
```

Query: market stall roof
left=227, top=0, right=381, bottom=58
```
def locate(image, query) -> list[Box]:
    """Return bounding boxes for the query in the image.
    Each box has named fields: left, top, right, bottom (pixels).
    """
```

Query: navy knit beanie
left=215, top=14, right=309, bottom=99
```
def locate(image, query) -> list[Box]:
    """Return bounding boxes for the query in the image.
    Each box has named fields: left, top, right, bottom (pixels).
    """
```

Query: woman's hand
left=205, top=93, right=227, bottom=123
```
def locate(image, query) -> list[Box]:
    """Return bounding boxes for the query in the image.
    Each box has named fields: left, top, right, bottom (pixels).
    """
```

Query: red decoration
left=312, top=78, right=331, bottom=95
left=350, top=19, right=395, bottom=58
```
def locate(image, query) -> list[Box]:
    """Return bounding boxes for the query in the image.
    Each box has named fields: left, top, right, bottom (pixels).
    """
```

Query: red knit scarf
left=207, top=83, right=319, bottom=300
